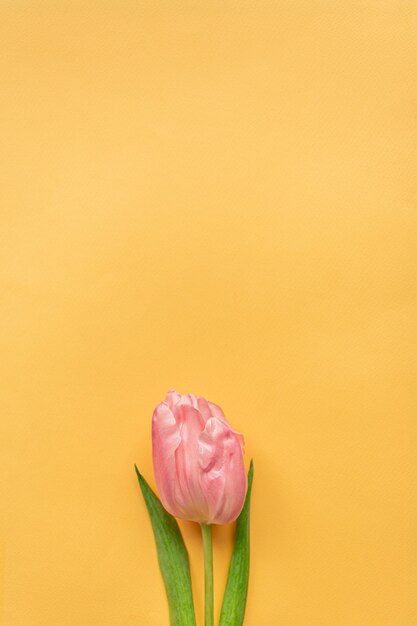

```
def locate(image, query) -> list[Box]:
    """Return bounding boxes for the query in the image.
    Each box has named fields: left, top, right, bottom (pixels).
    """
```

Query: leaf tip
left=248, top=458, right=254, bottom=479
left=247, top=459, right=254, bottom=491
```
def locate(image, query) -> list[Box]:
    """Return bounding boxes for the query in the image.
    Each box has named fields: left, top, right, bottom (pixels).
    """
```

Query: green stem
left=201, top=523, right=214, bottom=626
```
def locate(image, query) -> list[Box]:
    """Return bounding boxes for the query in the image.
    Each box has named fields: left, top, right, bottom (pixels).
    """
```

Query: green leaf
left=219, top=460, right=254, bottom=626
left=134, top=466, right=197, bottom=626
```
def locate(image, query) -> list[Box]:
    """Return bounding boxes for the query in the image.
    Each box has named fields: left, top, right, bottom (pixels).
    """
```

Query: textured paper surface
left=1, top=2, right=416, bottom=625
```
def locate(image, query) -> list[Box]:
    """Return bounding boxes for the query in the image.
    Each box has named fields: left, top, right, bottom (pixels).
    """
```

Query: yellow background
left=1, top=1, right=416, bottom=625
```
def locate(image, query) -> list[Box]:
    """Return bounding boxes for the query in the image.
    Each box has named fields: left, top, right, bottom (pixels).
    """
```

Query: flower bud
left=152, top=390, right=247, bottom=525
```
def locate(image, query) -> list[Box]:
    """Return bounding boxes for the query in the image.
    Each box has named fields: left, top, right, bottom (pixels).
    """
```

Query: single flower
left=152, top=390, right=247, bottom=525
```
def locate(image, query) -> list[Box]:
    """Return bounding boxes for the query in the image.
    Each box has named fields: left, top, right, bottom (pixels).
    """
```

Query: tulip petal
left=195, top=396, right=215, bottom=421
left=198, top=418, right=247, bottom=524
left=173, top=403, right=209, bottom=521
left=165, top=389, right=181, bottom=410
left=187, top=394, right=200, bottom=410
left=152, top=402, right=181, bottom=516
left=207, top=400, right=225, bottom=419
left=206, top=400, right=245, bottom=453
left=195, top=396, right=245, bottom=451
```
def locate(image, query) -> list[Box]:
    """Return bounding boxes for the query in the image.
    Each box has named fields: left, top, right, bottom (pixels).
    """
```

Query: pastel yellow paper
left=1, top=2, right=416, bottom=625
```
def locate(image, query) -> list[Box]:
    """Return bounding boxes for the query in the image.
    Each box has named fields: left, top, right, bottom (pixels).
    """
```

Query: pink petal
left=173, top=402, right=208, bottom=521
left=152, top=402, right=181, bottom=517
left=165, top=389, right=181, bottom=410
left=207, top=400, right=245, bottom=453
left=198, top=417, right=247, bottom=524
left=196, top=396, right=245, bottom=450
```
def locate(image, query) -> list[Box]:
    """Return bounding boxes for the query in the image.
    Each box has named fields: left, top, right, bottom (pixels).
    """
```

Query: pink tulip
left=152, top=390, right=247, bottom=525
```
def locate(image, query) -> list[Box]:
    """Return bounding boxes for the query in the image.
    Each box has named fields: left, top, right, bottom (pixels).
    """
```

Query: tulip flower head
left=152, top=390, right=247, bottom=525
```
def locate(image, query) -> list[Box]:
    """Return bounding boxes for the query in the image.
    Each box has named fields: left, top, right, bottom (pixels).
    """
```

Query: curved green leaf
left=135, top=466, right=197, bottom=626
left=219, top=460, right=254, bottom=626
